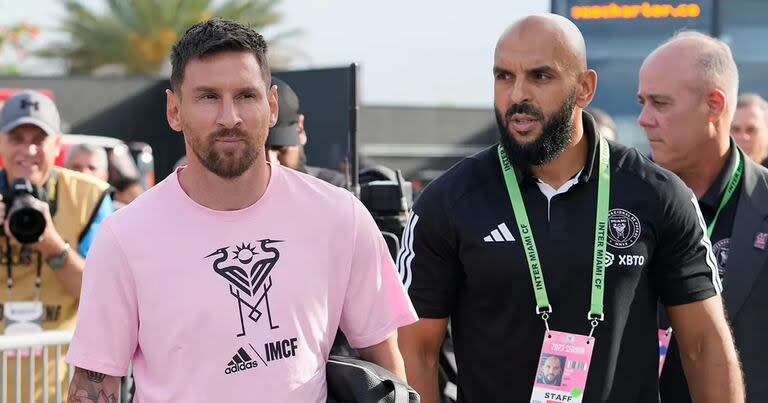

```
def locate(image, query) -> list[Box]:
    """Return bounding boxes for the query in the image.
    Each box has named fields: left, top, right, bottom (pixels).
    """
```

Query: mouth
left=215, top=137, right=245, bottom=143
left=507, top=114, right=540, bottom=133
left=14, top=160, right=40, bottom=170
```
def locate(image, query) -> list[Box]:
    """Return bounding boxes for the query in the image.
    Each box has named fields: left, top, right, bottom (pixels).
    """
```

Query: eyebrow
left=530, top=65, right=557, bottom=75
left=236, top=86, right=260, bottom=93
left=493, top=66, right=510, bottom=76
left=638, top=93, right=673, bottom=102
left=191, top=86, right=261, bottom=94
left=493, top=65, right=558, bottom=75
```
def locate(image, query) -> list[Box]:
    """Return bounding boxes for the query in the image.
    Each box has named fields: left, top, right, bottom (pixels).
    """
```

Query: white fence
left=0, top=331, right=132, bottom=403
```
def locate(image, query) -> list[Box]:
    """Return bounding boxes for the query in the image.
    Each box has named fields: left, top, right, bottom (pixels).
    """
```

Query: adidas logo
left=484, top=223, right=516, bottom=242
left=224, top=347, right=259, bottom=375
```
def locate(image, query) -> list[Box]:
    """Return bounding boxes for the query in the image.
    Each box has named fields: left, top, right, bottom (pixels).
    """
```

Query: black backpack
left=326, top=355, right=420, bottom=403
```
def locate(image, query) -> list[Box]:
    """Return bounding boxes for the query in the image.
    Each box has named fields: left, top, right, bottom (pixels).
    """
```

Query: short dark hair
left=170, top=18, right=270, bottom=93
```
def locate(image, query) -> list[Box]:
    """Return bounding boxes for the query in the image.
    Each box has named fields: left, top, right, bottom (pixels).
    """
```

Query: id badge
left=530, top=330, right=595, bottom=403
left=658, top=327, right=673, bottom=376
left=4, top=301, right=44, bottom=358
left=4, top=301, right=44, bottom=335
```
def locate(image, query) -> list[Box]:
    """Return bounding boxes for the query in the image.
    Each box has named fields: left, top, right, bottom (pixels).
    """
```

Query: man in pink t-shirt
left=65, top=18, right=417, bottom=403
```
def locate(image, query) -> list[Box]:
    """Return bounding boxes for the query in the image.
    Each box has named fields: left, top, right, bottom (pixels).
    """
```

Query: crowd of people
left=0, top=11, right=765, bottom=403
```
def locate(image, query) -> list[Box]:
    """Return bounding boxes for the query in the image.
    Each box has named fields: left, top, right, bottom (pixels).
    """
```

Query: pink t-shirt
left=66, top=164, right=418, bottom=403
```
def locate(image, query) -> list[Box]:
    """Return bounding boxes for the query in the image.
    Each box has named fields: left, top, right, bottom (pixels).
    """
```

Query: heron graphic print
left=207, top=240, right=283, bottom=337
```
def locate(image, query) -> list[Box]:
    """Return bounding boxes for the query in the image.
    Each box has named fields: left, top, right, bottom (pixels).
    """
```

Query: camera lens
left=8, top=198, right=46, bottom=244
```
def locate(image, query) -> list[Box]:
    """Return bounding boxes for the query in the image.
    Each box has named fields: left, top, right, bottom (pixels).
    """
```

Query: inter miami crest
left=206, top=239, right=283, bottom=337
left=607, top=209, right=641, bottom=249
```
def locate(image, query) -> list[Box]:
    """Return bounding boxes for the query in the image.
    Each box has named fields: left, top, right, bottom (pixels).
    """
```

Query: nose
left=637, top=105, right=656, bottom=129
left=507, top=80, right=532, bottom=106
left=216, top=98, right=243, bottom=129
left=24, top=143, right=39, bottom=157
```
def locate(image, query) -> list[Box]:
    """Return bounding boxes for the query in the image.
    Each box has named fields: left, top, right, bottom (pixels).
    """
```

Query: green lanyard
left=498, top=138, right=611, bottom=335
left=707, top=150, right=744, bottom=238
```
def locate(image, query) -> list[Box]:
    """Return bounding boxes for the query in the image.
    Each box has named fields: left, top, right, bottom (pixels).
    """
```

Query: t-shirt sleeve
left=651, top=177, right=722, bottom=306
left=396, top=184, right=462, bottom=319
left=339, top=195, right=419, bottom=349
left=66, top=219, right=138, bottom=376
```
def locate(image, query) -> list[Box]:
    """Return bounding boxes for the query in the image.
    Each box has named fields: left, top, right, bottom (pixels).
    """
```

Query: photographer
left=0, top=90, right=113, bottom=401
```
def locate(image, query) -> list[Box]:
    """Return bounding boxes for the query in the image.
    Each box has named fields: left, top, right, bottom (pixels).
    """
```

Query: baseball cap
left=266, top=77, right=301, bottom=147
left=0, top=90, right=61, bottom=136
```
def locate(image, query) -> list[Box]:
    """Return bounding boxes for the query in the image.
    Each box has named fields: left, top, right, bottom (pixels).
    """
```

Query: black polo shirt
left=397, top=113, right=721, bottom=403
left=659, top=141, right=741, bottom=403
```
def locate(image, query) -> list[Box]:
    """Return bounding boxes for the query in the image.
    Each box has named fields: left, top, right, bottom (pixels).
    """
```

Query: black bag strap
left=384, top=378, right=410, bottom=403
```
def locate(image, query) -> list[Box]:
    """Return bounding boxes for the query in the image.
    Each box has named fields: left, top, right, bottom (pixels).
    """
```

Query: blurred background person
left=65, top=143, right=109, bottom=182
left=111, top=176, right=144, bottom=209
left=731, top=93, right=768, bottom=166
left=266, top=77, right=346, bottom=187
left=587, top=107, right=618, bottom=142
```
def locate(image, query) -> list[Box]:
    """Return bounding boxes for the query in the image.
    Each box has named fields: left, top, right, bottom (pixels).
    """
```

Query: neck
left=676, top=134, right=731, bottom=199
left=530, top=120, right=588, bottom=189
left=178, top=156, right=271, bottom=211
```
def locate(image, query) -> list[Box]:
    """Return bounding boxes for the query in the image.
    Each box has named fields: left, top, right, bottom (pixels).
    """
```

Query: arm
left=41, top=240, right=85, bottom=298
left=398, top=318, right=448, bottom=403
left=67, top=367, right=120, bottom=403
left=667, top=296, right=744, bottom=403
left=36, top=193, right=112, bottom=297
left=358, top=331, right=407, bottom=381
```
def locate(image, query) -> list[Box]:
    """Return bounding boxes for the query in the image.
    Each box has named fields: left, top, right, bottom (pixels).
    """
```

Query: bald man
left=639, top=32, right=763, bottom=403
left=398, top=14, right=741, bottom=403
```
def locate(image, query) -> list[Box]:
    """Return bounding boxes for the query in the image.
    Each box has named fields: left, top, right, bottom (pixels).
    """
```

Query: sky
left=0, top=0, right=549, bottom=107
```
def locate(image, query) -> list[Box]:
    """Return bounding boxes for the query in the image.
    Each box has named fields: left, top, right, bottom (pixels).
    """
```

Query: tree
left=0, top=22, right=41, bottom=75
left=41, top=0, right=292, bottom=75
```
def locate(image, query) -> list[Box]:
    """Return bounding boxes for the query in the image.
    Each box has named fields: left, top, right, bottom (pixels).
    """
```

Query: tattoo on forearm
left=68, top=368, right=118, bottom=403
left=68, top=388, right=117, bottom=403
left=86, top=371, right=106, bottom=383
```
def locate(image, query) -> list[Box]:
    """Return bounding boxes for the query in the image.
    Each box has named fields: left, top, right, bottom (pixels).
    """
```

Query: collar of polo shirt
left=700, top=138, right=740, bottom=212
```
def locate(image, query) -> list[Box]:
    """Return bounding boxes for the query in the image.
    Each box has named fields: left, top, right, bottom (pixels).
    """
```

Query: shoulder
left=102, top=172, right=173, bottom=228
left=415, top=145, right=500, bottom=212
left=280, top=164, right=352, bottom=203
left=55, top=167, right=111, bottom=193
left=609, top=142, right=693, bottom=207
left=277, top=165, right=364, bottom=224
left=740, top=157, right=768, bottom=211
left=745, top=156, right=768, bottom=186
left=305, top=165, right=346, bottom=188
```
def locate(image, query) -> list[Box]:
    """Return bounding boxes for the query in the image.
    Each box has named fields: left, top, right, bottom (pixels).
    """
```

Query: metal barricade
left=0, top=331, right=131, bottom=403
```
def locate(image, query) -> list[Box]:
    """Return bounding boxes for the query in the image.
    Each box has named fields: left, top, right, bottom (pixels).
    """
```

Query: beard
left=188, top=128, right=259, bottom=179
left=495, top=91, right=578, bottom=167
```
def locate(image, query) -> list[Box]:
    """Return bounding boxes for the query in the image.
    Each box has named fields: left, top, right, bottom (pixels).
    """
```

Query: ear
left=575, top=69, right=598, bottom=109
left=166, top=89, right=183, bottom=132
left=706, top=88, right=727, bottom=123
left=268, top=84, right=279, bottom=128
left=298, top=114, right=307, bottom=146
left=50, top=133, right=63, bottom=158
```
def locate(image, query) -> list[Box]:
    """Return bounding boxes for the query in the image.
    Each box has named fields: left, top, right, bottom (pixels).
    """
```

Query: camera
left=359, top=166, right=413, bottom=259
left=2, top=179, right=48, bottom=244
